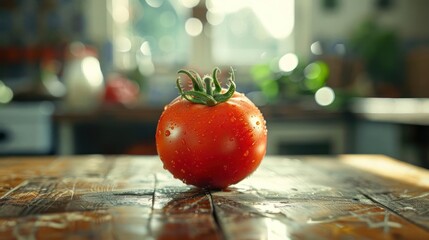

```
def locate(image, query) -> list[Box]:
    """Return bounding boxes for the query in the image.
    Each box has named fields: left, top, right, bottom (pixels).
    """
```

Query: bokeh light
left=140, top=41, right=152, bottom=56
left=116, top=36, right=132, bottom=52
left=145, top=0, right=163, bottom=8
left=112, top=5, right=129, bottom=23
left=304, top=61, right=329, bottom=91
left=0, top=81, right=13, bottom=104
left=206, top=11, right=224, bottom=26
left=185, top=18, right=203, bottom=36
left=315, top=87, right=335, bottom=106
left=180, top=0, right=200, bottom=8
left=81, top=57, right=103, bottom=88
left=278, top=53, right=298, bottom=72
left=334, top=43, right=346, bottom=55
left=310, top=41, right=323, bottom=55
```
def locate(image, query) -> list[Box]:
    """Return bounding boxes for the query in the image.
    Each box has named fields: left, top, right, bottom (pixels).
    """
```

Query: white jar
left=62, top=42, right=104, bottom=111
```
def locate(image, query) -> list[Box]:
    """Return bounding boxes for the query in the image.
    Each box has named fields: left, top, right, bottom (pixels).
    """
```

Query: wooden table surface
left=1, top=155, right=429, bottom=239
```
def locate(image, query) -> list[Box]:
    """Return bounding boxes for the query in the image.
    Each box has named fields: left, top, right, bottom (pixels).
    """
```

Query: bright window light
left=210, top=0, right=294, bottom=64
left=207, top=0, right=294, bottom=39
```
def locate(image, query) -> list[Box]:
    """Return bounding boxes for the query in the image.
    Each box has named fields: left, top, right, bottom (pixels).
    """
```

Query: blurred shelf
left=53, top=104, right=164, bottom=123
left=53, top=101, right=343, bottom=124
left=351, top=98, right=429, bottom=126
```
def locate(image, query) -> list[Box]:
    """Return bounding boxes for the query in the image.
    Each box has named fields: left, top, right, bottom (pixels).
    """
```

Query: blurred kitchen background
left=1, top=0, right=429, bottom=167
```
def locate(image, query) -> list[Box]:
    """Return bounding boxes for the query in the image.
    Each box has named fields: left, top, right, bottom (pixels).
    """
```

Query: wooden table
left=1, top=155, right=429, bottom=239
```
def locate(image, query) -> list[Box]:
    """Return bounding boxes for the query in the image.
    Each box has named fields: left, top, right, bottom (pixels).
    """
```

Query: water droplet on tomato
left=223, top=165, right=228, bottom=170
left=230, top=117, right=236, bottom=122
left=181, top=168, right=186, bottom=174
left=243, top=150, right=249, bottom=157
left=165, top=130, right=171, bottom=137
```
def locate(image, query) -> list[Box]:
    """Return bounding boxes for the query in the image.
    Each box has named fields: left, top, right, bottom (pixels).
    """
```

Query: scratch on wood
left=208, top=190, right=227, bottom=240
left=403, top=192, right=429, bottom=201
left=0, top=180, right=29, bottom=200
left=357, top=190, right=429, bottom=232
left=69, top=179, right=77, bottom=201
left=147, top=173, right=157, bottom=238
left=350, top=211, right=402, bottom=231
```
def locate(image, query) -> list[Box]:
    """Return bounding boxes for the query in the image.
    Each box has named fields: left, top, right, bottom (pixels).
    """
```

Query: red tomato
left=156, top=67, right=267, bottom=189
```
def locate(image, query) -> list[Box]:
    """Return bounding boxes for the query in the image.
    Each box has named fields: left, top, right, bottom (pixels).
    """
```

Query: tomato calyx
left=176, top=67, right=236, bottom=106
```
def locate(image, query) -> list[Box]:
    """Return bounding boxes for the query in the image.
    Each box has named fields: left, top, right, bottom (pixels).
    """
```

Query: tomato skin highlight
left=156, top=92, right=267, bottom=189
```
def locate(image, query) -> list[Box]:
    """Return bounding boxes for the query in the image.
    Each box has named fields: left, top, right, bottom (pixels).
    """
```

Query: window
left=207, top=0, right=295, bottom=65
left=109, top=0, right=295, bottom=71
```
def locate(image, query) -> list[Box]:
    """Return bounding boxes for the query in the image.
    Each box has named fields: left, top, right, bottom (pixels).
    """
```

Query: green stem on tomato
left=212, top=67, right=222, bottom=94
left=204, top=77, right=213, bottom=96
left=176, top=67, right=236, bottom=106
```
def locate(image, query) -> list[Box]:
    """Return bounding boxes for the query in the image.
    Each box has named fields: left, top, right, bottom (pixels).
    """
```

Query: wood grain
left=0, top=155, right=428, bottom=239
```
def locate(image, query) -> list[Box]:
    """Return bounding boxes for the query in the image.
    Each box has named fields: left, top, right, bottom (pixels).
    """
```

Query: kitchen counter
left=52, top=103, right=343, bottom=155
left=52, top=102, right=341, bottom=123
left=1, top=155, right=429, bottom=239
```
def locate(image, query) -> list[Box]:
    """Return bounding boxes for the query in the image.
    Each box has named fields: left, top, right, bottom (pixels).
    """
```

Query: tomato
left=156, top=67, right=267, bottom=189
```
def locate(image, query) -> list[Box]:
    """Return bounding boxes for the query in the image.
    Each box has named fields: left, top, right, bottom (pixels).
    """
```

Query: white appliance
left=0, top=102, right=54, bottom=154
